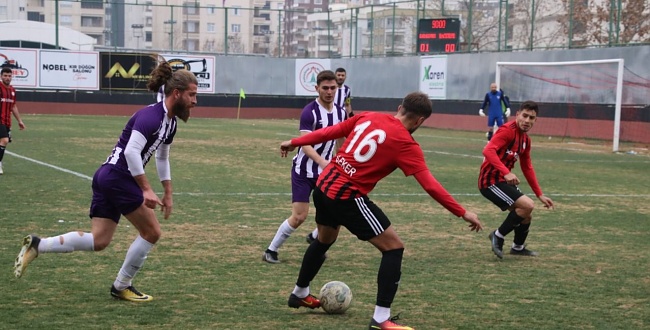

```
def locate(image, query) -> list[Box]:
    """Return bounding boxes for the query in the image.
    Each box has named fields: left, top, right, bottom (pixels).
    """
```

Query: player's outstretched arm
left=461, top=211, right=483, bottom=232
left=538, top=195, right=554, bottom=209
left=280, top=140, right=296, bottom=157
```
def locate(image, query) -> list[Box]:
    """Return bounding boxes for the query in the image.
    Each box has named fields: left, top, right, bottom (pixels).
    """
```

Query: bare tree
left=558, top=0, right=650, bottom=47
left=456, top=0, right=502, bottom=51
left=509, top=0, right=568, bottom=50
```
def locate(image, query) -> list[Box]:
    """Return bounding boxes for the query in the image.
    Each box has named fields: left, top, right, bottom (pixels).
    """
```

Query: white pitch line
left=7, top=151, right=649, bottom=198
left=7, top=151, right=93, bottom=180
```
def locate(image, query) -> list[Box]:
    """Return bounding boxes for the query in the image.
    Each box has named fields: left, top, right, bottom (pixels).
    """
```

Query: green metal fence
left=33, top=0, right=650, bottom=57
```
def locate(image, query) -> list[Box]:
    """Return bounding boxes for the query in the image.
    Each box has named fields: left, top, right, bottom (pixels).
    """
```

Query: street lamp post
left=131, top=24, right=144, bottom=50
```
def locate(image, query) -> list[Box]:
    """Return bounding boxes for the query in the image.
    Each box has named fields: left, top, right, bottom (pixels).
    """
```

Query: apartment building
left=19, top=0, right=283, bottom=54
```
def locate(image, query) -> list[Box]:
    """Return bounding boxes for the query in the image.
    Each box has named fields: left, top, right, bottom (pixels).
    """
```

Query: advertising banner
left=160, top=54, right=215, bottom=93
left=419, top=55, right=448, bottom=100
left=295, top=59, right=331, bottom=96
left=0, top=48, right=38, bottom=88
left=39, top=50, right=100, bottom=90
left=100, top=53, right=155, bottom=91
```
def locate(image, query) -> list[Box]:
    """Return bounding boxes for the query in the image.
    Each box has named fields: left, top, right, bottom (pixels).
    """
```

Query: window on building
left=145, top=31, right=152, bottom=42
left=207, top=23, right=215, bottom=32
left=0, top=6, right=7, bottom=17
left=146, top=1, right=152, bottom=12
left=59, top=15, right=73, bottom=26
left=185, top=21, right=199, bottom=33
left=314, top=0, right=322, bottom=4
left=231, top=24, right=241, bottom=33
left=183, top=2, right=198, bottom=15
left=207, top=5, right=216, bottom=14
left=60, top=1, right=73, bottom=8
left=81, top=16, right=103, bottom=27
left=232, top=6, right=241, bottom=16
left=146, top=17, right=152, bottom=27
left=80, top=0, right=103, bottom=9
left=186, top=39, right=198, bottom=51
left=27, top=11, right=44, bottom=22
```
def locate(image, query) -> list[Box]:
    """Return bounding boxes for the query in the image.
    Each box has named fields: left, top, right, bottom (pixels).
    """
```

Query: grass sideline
left=1, top=114, right=648, bottom=330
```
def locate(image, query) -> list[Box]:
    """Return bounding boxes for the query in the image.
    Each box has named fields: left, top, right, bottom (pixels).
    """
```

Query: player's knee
left=140, top=226, right=162, bottom=244
left=291, top=213, right=308, bottom=226
left=93, top=238, right=111, bottom=251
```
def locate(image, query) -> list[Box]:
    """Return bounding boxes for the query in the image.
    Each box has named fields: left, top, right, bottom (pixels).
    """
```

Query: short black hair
left=520, top=100, right=539, bottom=114
left=1, top=67, right=12, bottom=75
left=335, top=67, right=346, bottom=74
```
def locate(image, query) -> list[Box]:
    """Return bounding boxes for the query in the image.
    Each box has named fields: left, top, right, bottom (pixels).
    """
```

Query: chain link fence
left=32, top=0, right=650, bottom=57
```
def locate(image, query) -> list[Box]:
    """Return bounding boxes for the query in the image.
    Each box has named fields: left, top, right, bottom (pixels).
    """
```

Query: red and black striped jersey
left=478, top=121, right=542, bottom=196
left=289, top=111, right=466, bottom=217
left=0, top=82, right=16, bottom=128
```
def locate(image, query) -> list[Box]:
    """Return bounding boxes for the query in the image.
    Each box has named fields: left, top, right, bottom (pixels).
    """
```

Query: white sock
left=495, top=230, right=505, bottom=239
left=292, top=285, right=309, bottom=298
left=512, top=244, right=524, bottom=250
left=113, top=235, right=154, bottom=291
left=38, top=232, right=94, bottom=253
left=267, top=219, right=295, bottom=252
left=311, top=228, right=319, bottom=239
left=373, top=306, right=391, bottom=323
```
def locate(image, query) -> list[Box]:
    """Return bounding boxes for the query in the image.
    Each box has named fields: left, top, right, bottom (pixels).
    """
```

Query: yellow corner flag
left=239, top=88, right=246, bottom=99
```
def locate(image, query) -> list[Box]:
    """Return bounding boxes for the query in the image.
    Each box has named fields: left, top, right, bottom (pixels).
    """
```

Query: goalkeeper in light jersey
left=479, top=100, right=554, bottom=259
left=479, top=82, right=511, bottom=141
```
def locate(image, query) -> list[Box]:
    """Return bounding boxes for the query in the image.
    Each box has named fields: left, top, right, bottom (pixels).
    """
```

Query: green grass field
left=1, top=114, right=648, bottom=330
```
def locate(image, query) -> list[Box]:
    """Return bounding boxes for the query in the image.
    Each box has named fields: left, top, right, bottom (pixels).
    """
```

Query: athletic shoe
left=369, top=315, right=414, bottom=330
left=0, top=164, right=4, bottom=175
left=262, top=249, right=280, bottom=264
left=110, top=285, right=153, bottom=302
left=510, top=247, right=539, bottom=256
left=14, top=235, right=41, bottom=278
left=488, top=230, right=504, bottom=259
left=306, top=233, right=316, bottom=244
left=287, top=293, right=320, bottom=309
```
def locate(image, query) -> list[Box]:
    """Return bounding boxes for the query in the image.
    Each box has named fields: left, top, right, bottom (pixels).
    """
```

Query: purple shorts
left=291, top=169, right=317, bottom=203
left=89, top=164, right=144, bottom=223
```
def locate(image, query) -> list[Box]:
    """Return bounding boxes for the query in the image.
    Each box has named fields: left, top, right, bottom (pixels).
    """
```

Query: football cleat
left=305, top=233, right=316, bottom=244
left=369, top=315, right=414, bottom=330
left=262, top=249, right=280, bottom=264
left=288, top=293, right=321, bottom=309
left=14, top=235, right=41, bottom=278
left=488, top=230, right=504, bottom=259
left=510, top=247, right=539, bottom=256
left=110, top=285, right=153, bottom=302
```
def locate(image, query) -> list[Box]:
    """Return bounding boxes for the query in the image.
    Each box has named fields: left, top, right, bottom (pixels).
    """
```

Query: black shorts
left=480, top=182, right=524, bottom=211
left=313, top=188, right=391, bottom=241
left=0, top=124, right=11, bottom=142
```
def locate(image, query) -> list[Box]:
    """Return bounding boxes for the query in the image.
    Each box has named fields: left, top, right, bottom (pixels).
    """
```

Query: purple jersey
left=292, top=99, right=347, bottom=178
left=104, top=102, right=177, bottom=173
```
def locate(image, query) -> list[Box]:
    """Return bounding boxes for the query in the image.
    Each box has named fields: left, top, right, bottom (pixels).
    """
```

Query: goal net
left=496, top=59, right=650, bottom=152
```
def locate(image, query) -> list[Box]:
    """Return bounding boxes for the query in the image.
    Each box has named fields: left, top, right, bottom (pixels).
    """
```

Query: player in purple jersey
left=263, top=70, right=347, bottom=264
left=333, top=67, right=353, bottom=117
left=14, top=58, right=198, bottom=302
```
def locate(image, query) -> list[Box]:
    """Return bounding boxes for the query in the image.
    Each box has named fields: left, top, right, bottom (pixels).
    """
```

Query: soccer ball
left=319, top=281, right=352, bottom=314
